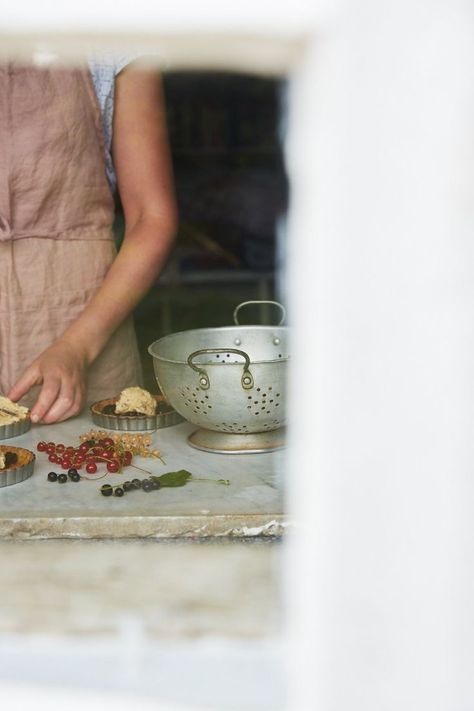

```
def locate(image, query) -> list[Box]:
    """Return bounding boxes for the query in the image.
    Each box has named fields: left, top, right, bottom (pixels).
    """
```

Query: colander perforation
left=220, top=421, right=249, bottom=433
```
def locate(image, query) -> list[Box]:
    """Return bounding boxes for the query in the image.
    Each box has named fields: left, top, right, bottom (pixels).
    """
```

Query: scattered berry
left=100, top=484, right=113, bottom=497
left=106, top=460, right=120, bottom=473
left=57, top=474, right=67, bottom=483
left=47, top=472, right=58, bottom=482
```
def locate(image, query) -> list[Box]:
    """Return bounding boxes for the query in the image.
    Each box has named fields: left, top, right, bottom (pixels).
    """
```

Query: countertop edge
left=0, top=514, right=290, bottom=539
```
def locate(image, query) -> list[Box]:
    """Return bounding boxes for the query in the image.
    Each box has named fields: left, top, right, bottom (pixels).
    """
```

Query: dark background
left=118, top=71, right=289, bottom=389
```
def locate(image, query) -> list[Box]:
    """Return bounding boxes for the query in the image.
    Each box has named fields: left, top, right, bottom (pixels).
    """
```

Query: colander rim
left=148, top=325, right=290, bottom=366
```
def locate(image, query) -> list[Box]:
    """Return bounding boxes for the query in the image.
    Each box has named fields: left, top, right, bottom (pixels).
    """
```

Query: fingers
left=29, top=377, right=62, bottom=423
left=40, top=381, right=84, bottom=424
left=8, top=344, right=87, bottom=424
left=7, top=367, right=41, bottom=405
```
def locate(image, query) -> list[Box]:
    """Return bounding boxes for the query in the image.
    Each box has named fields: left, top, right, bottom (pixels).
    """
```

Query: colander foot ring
left=187, top=427, right=286, bottom=454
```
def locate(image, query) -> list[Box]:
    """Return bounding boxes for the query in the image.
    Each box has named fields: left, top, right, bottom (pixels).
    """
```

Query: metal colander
left=148, top=301, right=288, bottom=453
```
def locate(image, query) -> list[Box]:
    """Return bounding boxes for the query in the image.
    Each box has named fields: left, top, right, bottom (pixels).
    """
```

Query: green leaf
left=152, top=470, right=193, bottom=488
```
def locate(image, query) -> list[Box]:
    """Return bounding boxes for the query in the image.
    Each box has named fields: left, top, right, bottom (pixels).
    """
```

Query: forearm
left=59, top=215, right=175, bottom=365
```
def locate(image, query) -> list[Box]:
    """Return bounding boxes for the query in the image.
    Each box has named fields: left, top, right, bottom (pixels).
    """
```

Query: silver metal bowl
left=148, top=301, right=288, bottom=453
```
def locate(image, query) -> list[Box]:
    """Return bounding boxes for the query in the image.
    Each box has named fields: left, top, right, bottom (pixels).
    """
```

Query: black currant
left=47, top=472, right=58, bottom=482
left=68, top=468, right=79, bottom=477
left=70, top=473, right=80, bottom=482
left=142, top=480, right=153, bottom=492
left=57, top=474, right=67, bottom=483
left=123, top=481, right=133, bottom=492
left=114, top=487, right=124, bottom=497
left=132, top=478, right=142, bottom=489
left=101, top=484, right=113, bottom=497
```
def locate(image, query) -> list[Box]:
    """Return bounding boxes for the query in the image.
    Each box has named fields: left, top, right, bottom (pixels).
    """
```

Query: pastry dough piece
left=0, top=396, right=29, bottom=426
left=115, top=387, right=156, bottom=416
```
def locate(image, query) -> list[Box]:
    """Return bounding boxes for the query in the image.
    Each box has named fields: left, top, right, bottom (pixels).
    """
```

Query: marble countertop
left=0, top=414, right=286, bottom=539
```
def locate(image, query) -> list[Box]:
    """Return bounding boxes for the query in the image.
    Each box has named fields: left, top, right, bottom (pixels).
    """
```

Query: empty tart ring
left=90, top=394, right=183, bottom=431
left=0, top=445, right=35, bottom=488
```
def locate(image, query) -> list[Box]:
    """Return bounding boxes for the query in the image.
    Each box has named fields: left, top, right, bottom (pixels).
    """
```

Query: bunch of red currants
left=36, top=437, right=133, bottom=474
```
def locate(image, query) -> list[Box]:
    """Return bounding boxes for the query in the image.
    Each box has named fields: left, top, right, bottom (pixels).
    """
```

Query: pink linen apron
left=0, top=63, right=143, bottom=407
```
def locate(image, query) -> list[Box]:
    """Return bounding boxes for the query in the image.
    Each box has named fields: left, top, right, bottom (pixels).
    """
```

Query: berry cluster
left=36, top=436, right=133, bottom=475
left=100, top=477, right=161, bottom=497
left=80, top=430, right=162, bottom=461
left=47, top=468, right=81, bottom=483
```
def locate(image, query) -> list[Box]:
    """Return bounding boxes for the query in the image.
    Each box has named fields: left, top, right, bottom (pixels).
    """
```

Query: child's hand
left=8, top=339, right=87, bottom=423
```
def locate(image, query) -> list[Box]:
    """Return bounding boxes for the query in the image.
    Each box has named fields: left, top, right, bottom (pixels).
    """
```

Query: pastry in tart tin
left=0, top=396, right=31, bottom=439
left=90, top=387, right=183, bottom=431
left=0, top=444, right=35, bottom=488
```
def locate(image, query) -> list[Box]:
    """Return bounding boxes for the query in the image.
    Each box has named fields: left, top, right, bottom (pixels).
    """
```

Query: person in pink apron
left=0, top=61, right=177, bottom=423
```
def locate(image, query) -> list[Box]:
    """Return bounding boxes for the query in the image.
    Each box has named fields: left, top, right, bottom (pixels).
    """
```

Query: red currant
left=123, top=451, right=132, bottom=466
left=107, top=460, right=120, bottom=473
left=86, top=462, right=97, bottom=474
left=102, top=438, right=114, bottom=449
left=79, top=442, right=89, bottom=453
left=56, top=444, right=65, bottom=453
left=48, top=453, right=59, bottom=463
left=46, top=444, right=56, bottom=455
left=37, top=441, right=47, bottom=452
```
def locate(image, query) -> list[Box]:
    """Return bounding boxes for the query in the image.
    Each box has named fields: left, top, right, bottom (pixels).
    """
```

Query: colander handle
left=233, top=300, right=286, bottom=326
left=187, top=348, right=254, bottom=391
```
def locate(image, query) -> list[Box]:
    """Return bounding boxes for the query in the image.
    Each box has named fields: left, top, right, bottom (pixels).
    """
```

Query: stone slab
left=0, top=414, right=286, bottom=539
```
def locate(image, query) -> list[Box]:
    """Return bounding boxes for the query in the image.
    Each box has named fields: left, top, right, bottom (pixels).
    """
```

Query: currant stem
left=192, top=477, right=231, bottom=485
left=129, top=462, right=154, bottom=476
left=80, top=471, right=109, bottom=481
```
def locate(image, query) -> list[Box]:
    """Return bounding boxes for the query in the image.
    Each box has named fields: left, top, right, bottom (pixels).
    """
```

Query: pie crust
left=90, top=394, right=183, bottom=431
left=0, top=445, right=35, bottom=487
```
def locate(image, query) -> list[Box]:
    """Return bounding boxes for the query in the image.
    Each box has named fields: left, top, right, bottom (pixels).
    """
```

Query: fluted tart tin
left=0, top=445, right=35, bottom=488
left=0, top=417, right=31, bottom=441
left=90, top=395, right=183, bottom=431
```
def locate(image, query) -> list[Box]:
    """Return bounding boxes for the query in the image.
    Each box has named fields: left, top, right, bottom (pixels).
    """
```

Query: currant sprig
left=36, top=434, right=132, bottom=474
left=36, top=429, right=165, bottom=476
left=81, top=430, right=164, bottom=464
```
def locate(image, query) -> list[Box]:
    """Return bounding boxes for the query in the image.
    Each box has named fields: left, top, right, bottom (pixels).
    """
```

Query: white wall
left=287, top=1, right=474, bottom=709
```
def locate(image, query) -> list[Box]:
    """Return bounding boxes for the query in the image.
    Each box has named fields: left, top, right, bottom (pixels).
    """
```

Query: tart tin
left=90, top=395, right=183, bottom=431
left=0, top=417, right=31, bottom=441
left=0, top=445, right=35, bottom=488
